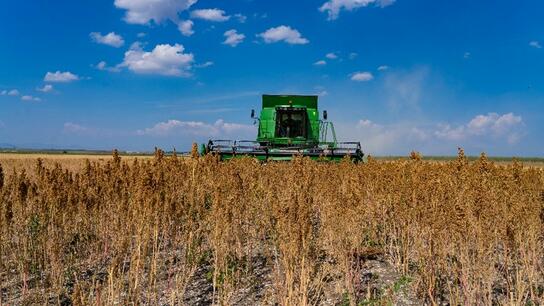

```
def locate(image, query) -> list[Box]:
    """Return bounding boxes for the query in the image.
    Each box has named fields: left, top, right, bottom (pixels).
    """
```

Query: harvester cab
left=206, top=94, right=363, bottom=162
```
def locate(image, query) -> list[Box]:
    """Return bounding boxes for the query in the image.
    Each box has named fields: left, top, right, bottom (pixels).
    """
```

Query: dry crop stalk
left=0, top=150, right=543, bottom=305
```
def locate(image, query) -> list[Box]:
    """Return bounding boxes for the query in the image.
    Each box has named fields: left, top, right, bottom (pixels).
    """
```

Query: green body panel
left=257, top=95, right=321, bottom=146
left=262, top=94, right=318, bottom=108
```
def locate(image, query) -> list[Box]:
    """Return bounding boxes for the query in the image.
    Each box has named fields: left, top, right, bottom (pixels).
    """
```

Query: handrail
left=329, top=122, right=337, bottom=145
left=319, top=121, right=337, bottom=145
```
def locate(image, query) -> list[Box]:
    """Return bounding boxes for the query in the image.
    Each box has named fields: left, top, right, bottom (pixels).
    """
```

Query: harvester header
left=206, top=94, right=363, bottom=162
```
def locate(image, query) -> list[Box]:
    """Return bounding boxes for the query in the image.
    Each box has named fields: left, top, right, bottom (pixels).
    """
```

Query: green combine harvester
left=206, top=94, right=364, bottom=162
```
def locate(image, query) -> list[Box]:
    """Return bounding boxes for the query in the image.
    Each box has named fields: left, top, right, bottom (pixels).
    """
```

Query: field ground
left=374, top=155, right=544, bottom=167
left=0, top=152, right=152, bottom=174
left=1, top=152, right=542, bottom=174
left=1, top=151, right=543, bottom=305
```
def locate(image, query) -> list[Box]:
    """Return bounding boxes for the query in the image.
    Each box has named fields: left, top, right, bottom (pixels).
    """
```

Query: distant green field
left=0, top=148, right=153, bottom=156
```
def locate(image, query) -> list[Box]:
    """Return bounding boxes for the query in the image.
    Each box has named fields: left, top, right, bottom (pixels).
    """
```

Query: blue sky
left=0, top=0, right=542, bottom=156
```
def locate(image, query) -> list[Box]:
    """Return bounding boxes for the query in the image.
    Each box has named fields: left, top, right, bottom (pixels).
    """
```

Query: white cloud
left=319, top=0, right=396, bottom=20
left=63, top=122, right=90, bottom=134
left=434, top=124, right=466, bottom=141
left=258, top=25, right=309, bottom=45
left=349, top=52, right=358, bottom=59
left=529, top=41, right=542, bottom=49
left=435, top=113, right=523, bottom=144
left=0, top=90, right=6, bottom=95
left=21, top=95, right=41, bottom=102
left=114, top=0, right=197, bottom=24
left=191, top=9, right=230, bottom=22
left=339, top=112, right=524, bottom=155
left=195, top=61, right=213, bottom=68
left=8, top=89, right=19, bottom=96
left=313, top=86, right=328, bottom=96
left=314, top=60, right=327, bottom=66
left=223, top=29, right=245, bottom=47
left=95, top=61, right=121, bottom=72
left=129, top=41, right=143, bottom=50
left=464, top=52, right=471, bottom=59
left=468, top=113, right=522, bottom=135
left=137, top=32, right=146, bottom=38
left=120, top=43, right=194, bottom=76
left=326, top=52, right=338, bottom=59
left=350, top=71, right=374, bottom=81
left=178, top=20, right=194, bottom=36
left=37, top=84, right=53, bottom=92
left=377, top=65, right=389, bottom=71
left=136, top=119, right=254, bottom=137
left=44, top=71, right=79, bottom=83
left=96, top=61, right=106, bottom=70
left=357, top=119, right=381, bottom=129
left=90, top=32, right=125, bottom=47
left=317, top=90, right=328, bottom=96
left=234, top=13, right=247, bottom=23
left=338, top=119, right=429, bottom=155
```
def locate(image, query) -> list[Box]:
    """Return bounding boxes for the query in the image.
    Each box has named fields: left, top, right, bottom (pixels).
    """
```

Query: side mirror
left=323, top=110, right=328, bottom=120
left=251, top=109, right=255, bottom=119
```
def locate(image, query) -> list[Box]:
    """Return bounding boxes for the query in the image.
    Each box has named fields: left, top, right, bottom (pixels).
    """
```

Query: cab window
left=275, top=108, right=307, bottom=138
